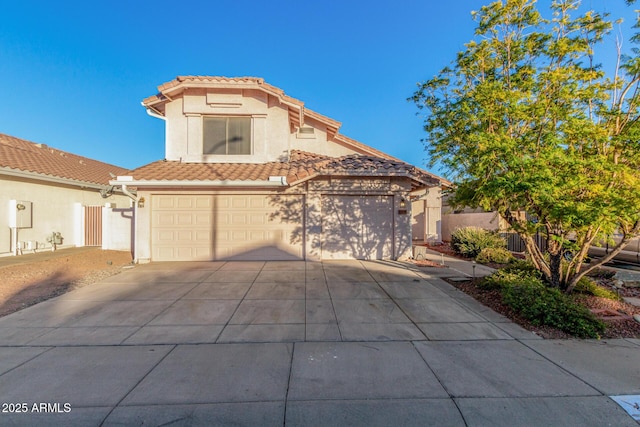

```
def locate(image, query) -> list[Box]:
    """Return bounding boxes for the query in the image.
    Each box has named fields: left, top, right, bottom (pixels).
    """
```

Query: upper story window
left=203, top=117, right=251, bottom=155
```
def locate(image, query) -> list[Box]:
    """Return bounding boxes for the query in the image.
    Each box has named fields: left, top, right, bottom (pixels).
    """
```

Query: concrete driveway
left=0, top=260, right=638, bottom=426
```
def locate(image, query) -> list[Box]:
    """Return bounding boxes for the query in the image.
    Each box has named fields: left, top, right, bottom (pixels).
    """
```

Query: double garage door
left=151, top=194, right=394, bottom=261
left=152, top=194, right=303, bottom=261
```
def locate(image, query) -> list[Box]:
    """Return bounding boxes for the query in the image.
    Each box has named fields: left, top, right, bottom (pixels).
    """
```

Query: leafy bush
left=573, top=277, right=621, bottom=301
left=476, top=247, right=514, bottom=264
left=481, top=269, right=605, bottom=338
left=501, top=259, right=542, bottom=277
left=450, top=227, right=506, bottom=258
left=479, top=269, right=542, bottom=291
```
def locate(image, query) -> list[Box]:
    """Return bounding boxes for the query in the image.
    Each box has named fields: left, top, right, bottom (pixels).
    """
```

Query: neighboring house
left=0, top=133, right=132, bottom=255
left=111, top=76, right=447, bottom=262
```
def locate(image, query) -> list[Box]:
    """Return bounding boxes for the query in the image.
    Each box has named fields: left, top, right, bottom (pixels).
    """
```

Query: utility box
left=9, top=200, right=33, bottom=228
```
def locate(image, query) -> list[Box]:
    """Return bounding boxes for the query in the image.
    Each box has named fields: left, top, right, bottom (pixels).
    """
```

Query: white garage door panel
left=322, top=195, right=393, bottom=260
left=151, top=194, right=303, bottom=261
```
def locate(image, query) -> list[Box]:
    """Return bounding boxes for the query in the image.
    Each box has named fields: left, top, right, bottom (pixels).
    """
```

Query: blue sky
left=0, top=1, right=636, bottom=176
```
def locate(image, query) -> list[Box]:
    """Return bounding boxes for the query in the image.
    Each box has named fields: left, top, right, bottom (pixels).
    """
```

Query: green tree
left=412, top=0, right=640, bottom=292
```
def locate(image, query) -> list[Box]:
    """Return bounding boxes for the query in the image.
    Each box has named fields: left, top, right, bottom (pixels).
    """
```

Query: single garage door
left=321, top=195, right=393, bottom=259
left=152, top=194, right=304, bottom=261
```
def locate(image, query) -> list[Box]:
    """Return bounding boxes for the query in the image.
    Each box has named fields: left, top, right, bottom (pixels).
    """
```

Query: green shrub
left=479, top=269, right=541, bottom=291
left=502, top=259, right=542, bottom=277
left=573, top=277, right=621, bottom=301
left=482, top=269, right=605, bottom=338
left=476, top=247, right=514, bottom=264
left=450, top=227, right=506, bottom=258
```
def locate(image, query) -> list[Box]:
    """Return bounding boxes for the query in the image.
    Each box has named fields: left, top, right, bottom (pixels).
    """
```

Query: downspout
left=121, top=184, right=138, bottom=203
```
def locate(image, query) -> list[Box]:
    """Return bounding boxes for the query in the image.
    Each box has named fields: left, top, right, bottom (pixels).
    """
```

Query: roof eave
left=109, top=178, right=288, bottom=188
left=0, top=166, right=111, bottom=190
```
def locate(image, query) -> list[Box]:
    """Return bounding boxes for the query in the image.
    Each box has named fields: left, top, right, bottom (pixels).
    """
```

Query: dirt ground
left=0, top=248, right=133, bottom=318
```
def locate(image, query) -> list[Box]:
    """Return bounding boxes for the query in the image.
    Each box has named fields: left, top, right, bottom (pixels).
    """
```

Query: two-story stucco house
left=111, top=76, right=445, bottom=262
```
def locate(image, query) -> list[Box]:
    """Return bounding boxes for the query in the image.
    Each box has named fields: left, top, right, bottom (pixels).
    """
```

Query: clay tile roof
left=127, top=150, right=443, bottom=189
left=128, top=160, right=292, bottom=182
left=318, top=153, right=441, bottom=186
left=0, top=133, right=128, bottom=186
left=142, top=76, right=339, bottom=130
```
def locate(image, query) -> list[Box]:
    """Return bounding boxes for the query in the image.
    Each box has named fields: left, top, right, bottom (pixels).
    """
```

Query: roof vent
left=297, top=126, right=316, bottom=140
left=298, top=127, right=314, bottom=134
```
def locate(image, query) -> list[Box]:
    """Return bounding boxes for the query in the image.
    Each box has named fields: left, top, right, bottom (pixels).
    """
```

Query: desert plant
left=573, top=277, right=621, bottom=301
left=476, top=247, right=514, bottom=264
left=450, top=227, right=506, bottom=258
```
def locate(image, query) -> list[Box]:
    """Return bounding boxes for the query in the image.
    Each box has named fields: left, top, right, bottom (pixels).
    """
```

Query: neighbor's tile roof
left=126, top=150, right=442, bottom=188
left=0, top=133, right=128, bottom=186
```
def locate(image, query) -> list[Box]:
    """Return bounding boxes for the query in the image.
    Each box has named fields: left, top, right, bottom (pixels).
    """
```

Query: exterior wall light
left=399, top=198, right=406, bottom=209
left=138, top=197, right=145, bottom=208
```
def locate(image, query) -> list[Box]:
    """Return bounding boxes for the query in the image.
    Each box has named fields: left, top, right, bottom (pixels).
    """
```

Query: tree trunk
left=549, top=252, right=563, bottom=289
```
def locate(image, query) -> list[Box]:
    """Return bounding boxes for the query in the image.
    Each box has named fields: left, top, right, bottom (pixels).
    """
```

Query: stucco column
left=393, top=191, right=412, bottom=260
left=424, top=187, right=442, bottom=242
left=305, top=192, right=322, bottom=261
left=135, top=191, right=151, bottom=263
left=73, top=203, right=83, bottom=247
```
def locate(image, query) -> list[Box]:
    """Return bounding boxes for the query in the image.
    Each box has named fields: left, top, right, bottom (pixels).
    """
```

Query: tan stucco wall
left=0, top=176, right=131, bottom=255
left=411, top=187, right=442, bottom=243
left=162, top=89, right=362, bottom=164
left=102, top=204, right=134, bottom=253
left=134, top=189, right=151, bottom=262
left=441, top=211, right=506, bottom=241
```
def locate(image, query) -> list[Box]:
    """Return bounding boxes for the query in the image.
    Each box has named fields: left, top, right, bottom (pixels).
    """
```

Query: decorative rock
left=634, top=314, right=640, bottom=324
left=614, top=280, right=625, bottom=289
left=613, top=271, right=640, bottom=288
left=624, top=297, right=640, bottom=307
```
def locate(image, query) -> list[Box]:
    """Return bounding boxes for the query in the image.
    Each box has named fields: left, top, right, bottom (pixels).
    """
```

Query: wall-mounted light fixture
left=399, top=197, right=406, bottom=209
left=138, top=197, right=145, bottom=208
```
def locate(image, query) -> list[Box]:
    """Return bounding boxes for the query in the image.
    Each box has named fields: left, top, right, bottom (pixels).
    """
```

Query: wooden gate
left=84, top=206, right=102, bottom=246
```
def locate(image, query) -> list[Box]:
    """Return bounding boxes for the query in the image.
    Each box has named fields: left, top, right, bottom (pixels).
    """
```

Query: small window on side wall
left=203, top=117, right=251, bottom=155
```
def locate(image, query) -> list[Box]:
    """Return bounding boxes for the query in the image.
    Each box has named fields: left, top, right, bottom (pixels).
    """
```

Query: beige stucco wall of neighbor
left=0, top=176, right=131, bottom=255
left=162, top=89, right=363, bottom=164
left=441, top=211, right=506, bottom=241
